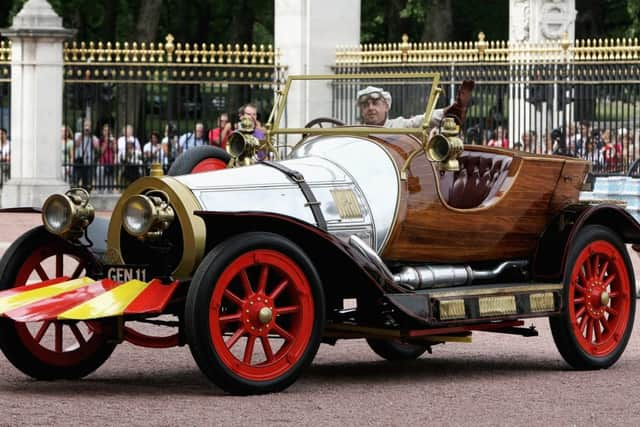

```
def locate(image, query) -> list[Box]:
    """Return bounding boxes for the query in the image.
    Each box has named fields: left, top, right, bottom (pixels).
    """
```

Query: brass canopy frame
left=264, top=72, right=442, bottom=142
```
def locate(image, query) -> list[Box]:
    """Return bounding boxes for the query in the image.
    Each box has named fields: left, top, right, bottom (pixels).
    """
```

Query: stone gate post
left=275, top=0, right=360, bottom=144
left=0, top=0, right=74, bottom=208
left=508, top=0, right=576, bottom=151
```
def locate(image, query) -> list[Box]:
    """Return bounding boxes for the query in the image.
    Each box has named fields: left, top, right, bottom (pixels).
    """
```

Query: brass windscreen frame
left=266, top=72, right=442, bottom=137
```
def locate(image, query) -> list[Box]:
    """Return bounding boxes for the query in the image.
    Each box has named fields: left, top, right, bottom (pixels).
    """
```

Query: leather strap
left=261, top=160, right=327, bottom=230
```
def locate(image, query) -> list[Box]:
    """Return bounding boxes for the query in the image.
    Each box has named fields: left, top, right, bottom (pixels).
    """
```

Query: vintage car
left=0, top=73, right=638, bottom=395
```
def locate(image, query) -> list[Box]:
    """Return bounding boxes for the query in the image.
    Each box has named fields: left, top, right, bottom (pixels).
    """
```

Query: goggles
left=358, top=91, right=385, bottom=107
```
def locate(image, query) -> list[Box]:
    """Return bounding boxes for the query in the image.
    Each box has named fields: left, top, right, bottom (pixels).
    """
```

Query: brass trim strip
left=331, top=189, right=363, bottom=219
left=479, top=295, right=517, bottom=317
left=530, top=292, right=556, bottom=312
left=438, top=299, right=466, bottom=320
left=429, top=283, right=562, bottom=299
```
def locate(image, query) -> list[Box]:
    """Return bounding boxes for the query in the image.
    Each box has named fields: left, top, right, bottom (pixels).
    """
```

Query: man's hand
left=443, top=80, right=475, bottom=126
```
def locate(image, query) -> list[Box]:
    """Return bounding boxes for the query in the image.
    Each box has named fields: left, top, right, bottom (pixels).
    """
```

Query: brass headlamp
left=42, top=188, right=95, bottom=239
left=425, top=117, right=464, bottom=171
left=122, top=192, right=175, bottom=239
left=227, top=116, right=262, bottom=166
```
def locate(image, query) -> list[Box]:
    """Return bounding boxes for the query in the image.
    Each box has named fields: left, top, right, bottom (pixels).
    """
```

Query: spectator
left=117, top=124, right=142, bottom=160
left=97, top=124, right=117, bottom=191
left=61, top=125, right=74, bottom=181
left=143, top=131, right=169, bottom=166
left=572, top=121, right=590, bottom=157
left=584, top=138, right=604, bottom=170
left=73, top=118, right=100, bottom=190
left=208, top=113, right=231, bottom=149
left=178, top=122, right=206, bottom=152
left=487, top=126, right=508, bottom=148
left=515, top=131, right=532, bottom=152
left=602, top=128, right=621, bottom=172
left=119, top=139, right=143, bottom=186
left=162, top=122, right=179, bottom=164
left=543, top=132, right=555, bottom=155
left=0, top=127, right=10, bottom=182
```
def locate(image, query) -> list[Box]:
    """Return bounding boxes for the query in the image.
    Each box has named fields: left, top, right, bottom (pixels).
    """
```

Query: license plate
left=104, top=264, right=150, bottom=282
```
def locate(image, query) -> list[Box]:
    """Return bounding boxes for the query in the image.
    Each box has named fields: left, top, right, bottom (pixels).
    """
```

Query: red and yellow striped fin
left=0, top=277, right=181, bottom=322
left=0, top=277, right=94, bottom=314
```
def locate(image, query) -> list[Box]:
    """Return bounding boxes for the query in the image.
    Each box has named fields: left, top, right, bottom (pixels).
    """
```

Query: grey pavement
left=2, top=213, right=640, bottom=426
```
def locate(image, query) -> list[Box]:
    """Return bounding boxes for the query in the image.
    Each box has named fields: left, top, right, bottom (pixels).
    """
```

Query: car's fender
left=533, top=203, right=640, bottom=281
left=194, top=211, right=405, bottom=315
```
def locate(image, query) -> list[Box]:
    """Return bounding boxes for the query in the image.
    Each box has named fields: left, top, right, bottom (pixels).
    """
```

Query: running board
left=385, top=282, right=563, bottom=325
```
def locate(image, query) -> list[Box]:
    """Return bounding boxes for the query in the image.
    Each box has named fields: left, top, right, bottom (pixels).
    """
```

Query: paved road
left=2, top=214, right=640, bottom=426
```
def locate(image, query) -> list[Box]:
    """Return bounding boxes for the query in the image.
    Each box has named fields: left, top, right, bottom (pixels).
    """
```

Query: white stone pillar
left=0, top=0, right=74, bottom=208
left=275, top=0, right=360, bottom=145
left=508, top=0, right=576, bottom=151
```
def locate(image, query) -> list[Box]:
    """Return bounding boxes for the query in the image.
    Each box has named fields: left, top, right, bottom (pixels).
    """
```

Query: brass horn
left=425, top=117, right=464, bottom=171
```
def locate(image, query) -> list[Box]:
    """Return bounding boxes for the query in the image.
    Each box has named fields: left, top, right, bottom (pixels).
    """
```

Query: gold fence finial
left=165, top=33, right=175, bottom=61
left=477, top=32, right=487, bottom=57
left=400, top=33, right=410, bottom=60
left=561, top=32, right=570, bottom=51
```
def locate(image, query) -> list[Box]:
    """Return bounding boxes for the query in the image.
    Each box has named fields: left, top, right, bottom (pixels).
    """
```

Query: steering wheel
left=302, top=117, right=345, bottom=138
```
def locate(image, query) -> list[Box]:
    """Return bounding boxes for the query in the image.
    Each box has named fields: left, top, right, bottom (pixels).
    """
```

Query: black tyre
left=366, top=338, right=429, bottom=361
left=550, top=225, right=635, bottom=369
left=185, top=232, right=325, bottom=395
left=0, top=227, right=116, bottom=379
left=167, top=145, right=230, bottom=176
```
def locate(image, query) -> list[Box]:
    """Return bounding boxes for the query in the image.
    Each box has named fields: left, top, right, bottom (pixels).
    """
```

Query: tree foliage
left=1, top=0, right=639, bottom=45
left=1, top=0, right=274, bottom=45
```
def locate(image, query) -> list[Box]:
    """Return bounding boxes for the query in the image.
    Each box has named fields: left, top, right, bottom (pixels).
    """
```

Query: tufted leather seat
left=438, top=151, right=513, bottom=209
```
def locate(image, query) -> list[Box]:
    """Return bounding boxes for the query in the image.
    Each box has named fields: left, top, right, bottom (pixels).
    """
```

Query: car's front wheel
left=0, top=227, right=116, bottom=379
left=550, top=225, right=635, bottom=369
left=185, top=232, right=325, bottom=394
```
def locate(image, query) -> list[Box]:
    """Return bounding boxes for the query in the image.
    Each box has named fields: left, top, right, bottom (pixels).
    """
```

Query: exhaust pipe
left=392, top=261, right=529, bottom=290
left=348, top=235, right=528, bottom=291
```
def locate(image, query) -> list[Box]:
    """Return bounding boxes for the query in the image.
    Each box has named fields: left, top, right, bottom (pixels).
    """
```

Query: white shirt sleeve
left=384, top=108, right=445, bottom=129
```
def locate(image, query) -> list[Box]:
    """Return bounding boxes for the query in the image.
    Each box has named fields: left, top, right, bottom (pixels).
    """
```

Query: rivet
left=258, top=328, right=262, bottom=332
left=246, top=310, right=249, bottom=313
left=250, top=301, right=254, bottom=305
left=251, top=326, right=255, bottom=330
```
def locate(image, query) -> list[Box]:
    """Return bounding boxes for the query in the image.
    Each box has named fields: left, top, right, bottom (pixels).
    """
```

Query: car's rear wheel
left=0, top=227, right=116, bottom=379
left=167, top=145, right=230, bottom=176
left=185, top=232, right=325, bottom=394
left=550, top=225, right=635, bottom=369
left=366, top=338, right=429, bottom=361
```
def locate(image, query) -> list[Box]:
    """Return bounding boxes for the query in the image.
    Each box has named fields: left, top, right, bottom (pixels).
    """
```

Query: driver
left=357, top=80, right=474, bottom=129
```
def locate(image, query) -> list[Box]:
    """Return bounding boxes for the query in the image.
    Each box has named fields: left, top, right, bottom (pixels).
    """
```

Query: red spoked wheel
left=186, top=232, right=324, bottom=395
left=550, top=225, right=635, bottom=369
left=0, top=227, right=116, bottom=379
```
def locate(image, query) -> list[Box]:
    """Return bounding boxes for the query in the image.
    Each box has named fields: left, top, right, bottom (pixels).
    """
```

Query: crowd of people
left=477, top=122, right=639, bottom=174
left=60, top=103, right=264, bottom=190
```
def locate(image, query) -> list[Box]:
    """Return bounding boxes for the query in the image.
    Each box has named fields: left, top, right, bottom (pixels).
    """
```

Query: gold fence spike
left=242, top=43, right=249, bottom=64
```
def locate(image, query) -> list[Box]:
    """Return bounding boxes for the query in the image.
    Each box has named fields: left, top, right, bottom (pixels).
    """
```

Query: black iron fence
left=1, top=36, right=286, bottom=191
left=334, top=34, right=640, bottom=176
left=61, top=36, right=286, bottom=191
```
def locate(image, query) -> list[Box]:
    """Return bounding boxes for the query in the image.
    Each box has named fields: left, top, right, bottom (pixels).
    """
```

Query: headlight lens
left=123, top=195, right=154, bottom=236
left=122, top=193, right=174, bottom=238
left=42, top=195, right=72, bottom=234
